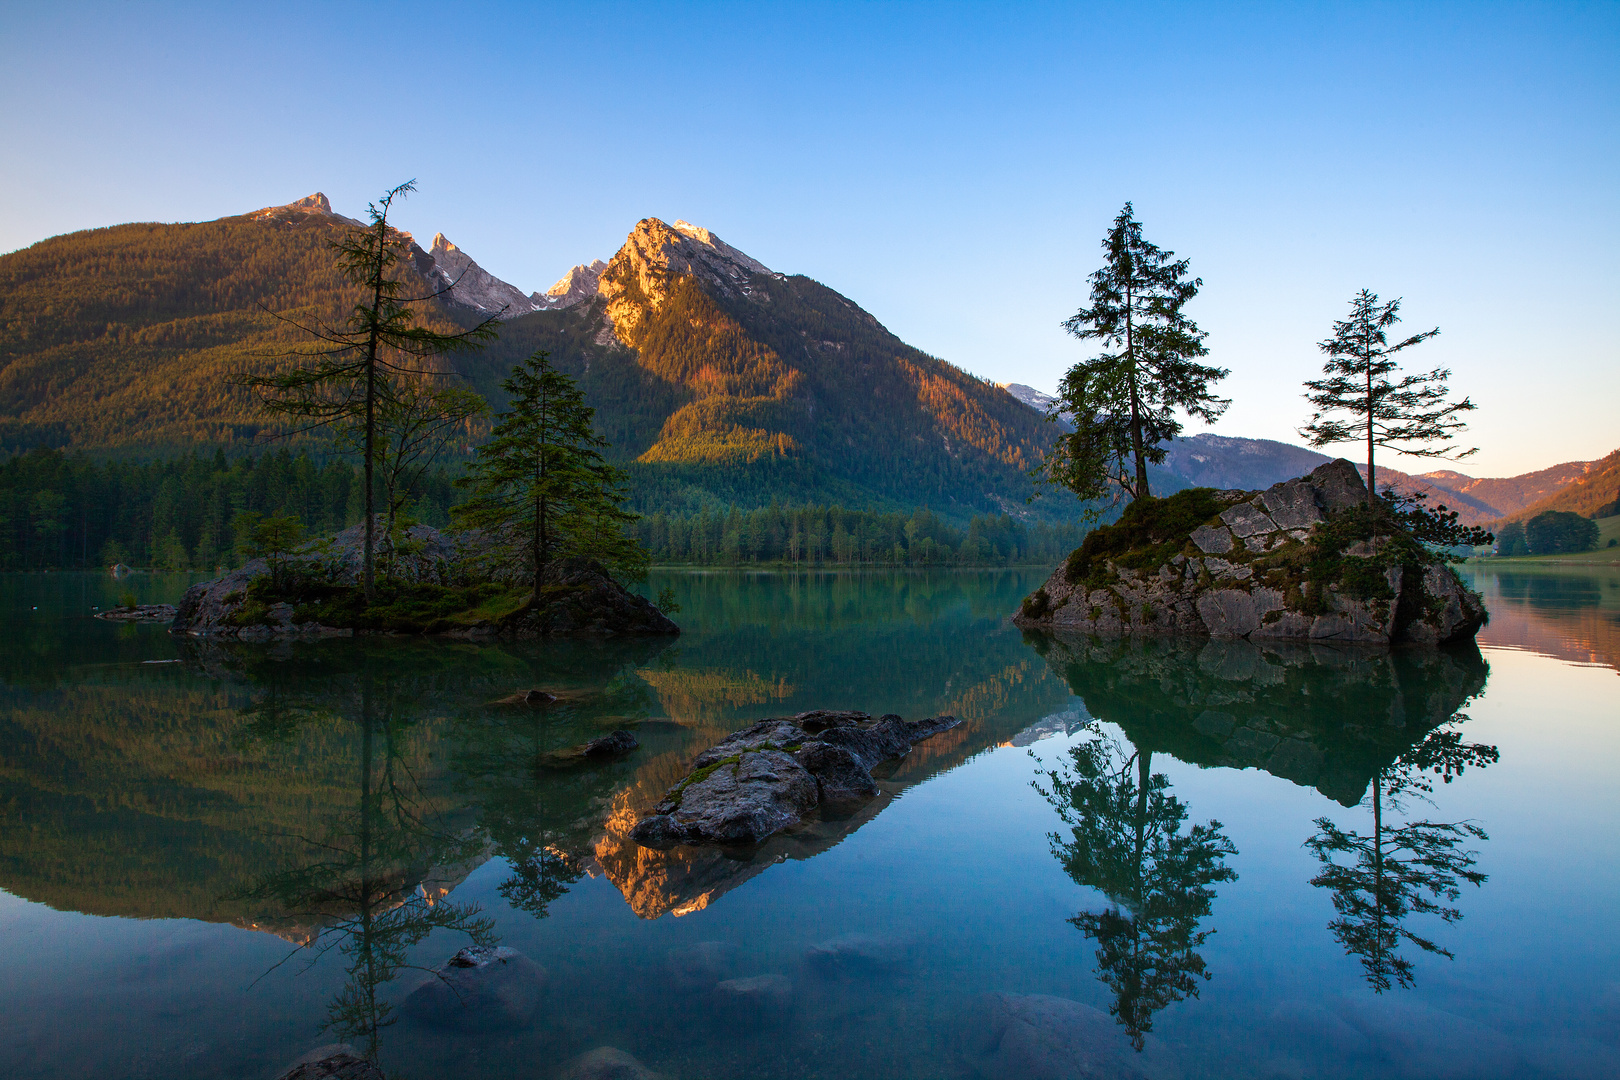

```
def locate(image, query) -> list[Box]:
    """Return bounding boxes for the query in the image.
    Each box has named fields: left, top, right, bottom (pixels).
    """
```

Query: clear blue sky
left=3, top=1, right=1615, bottom=477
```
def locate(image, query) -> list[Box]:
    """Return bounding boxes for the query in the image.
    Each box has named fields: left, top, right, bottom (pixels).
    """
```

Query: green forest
left=0, top=448, right=1086, bottom=571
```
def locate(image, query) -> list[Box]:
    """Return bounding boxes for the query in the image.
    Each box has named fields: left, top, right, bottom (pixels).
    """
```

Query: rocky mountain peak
left=422, top=231, right=539, bottom=316
left=247, top=191, right=365, bottom=228
left=597, top=217, right=777, bottom=344
left=535, top=259, right=608, bottom=311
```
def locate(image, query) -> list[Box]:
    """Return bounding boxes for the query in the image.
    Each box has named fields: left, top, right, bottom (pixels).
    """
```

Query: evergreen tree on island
left=1042, top=203, right=1229, bottom=506
left=243, top=180, right=499, bottom=601
left=456, top=350, right=647, bottom=589
left=1300, top=290, right=1475, bottom=511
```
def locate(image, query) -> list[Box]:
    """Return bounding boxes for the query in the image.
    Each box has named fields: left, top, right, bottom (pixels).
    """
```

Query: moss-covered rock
left=1013, top=459, right=1486, bottom=646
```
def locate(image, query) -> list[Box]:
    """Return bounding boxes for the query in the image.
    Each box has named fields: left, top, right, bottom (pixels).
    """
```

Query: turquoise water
left=0, top=566, right=1615, bottom=1079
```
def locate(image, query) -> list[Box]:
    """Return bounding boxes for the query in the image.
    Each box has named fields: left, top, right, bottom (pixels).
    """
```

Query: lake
left=0, top=565, right=1614, bottom=1079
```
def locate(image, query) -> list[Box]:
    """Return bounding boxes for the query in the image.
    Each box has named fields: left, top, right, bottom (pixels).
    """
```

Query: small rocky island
left=1014, top=459, right=1485, bottom=646
left=169, top=522, right=677, bottom=639
left=632, top=710, right=960, bottom=847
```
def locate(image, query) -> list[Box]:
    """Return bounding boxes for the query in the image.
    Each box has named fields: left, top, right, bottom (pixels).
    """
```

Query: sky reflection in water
left=0, top=566, right=1614, bottom=1079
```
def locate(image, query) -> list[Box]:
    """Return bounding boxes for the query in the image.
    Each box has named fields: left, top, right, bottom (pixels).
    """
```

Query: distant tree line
left=0, top=447, right=458, bottom=571
left=631, top=504, right=1088, bottom=567
left=1494, top=511, right=1602, bottom=557
left=0, top=445, right=1083, bottom=571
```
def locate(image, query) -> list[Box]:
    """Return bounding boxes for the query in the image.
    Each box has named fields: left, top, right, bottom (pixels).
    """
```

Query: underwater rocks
left=1014, top=459, right=1487, bottom=646
left=630, top=710, right=960, bottom=848
left=400, top=945, right=547, bottom=1029
left=557, top=1047, right=665, bottom=1080
left=967, top=993, right=1172, bottom=1080
left=273, top=1044, right=385, bottom=1080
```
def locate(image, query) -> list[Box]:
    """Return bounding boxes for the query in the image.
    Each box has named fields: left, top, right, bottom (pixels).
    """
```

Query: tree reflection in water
left=1305, top=715, right=1498, bottom=992
left=1035, top=723, right=1237, bottom=1051
left=235, top=668, right=494, bottom=1062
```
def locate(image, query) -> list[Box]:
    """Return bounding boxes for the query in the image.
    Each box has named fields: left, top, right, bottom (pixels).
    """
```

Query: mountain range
left=996, top=385, right=1614, bottom=525
left=1, top=191, right=1611, bottom=522
left=0, top=193, right=1054, bottom=518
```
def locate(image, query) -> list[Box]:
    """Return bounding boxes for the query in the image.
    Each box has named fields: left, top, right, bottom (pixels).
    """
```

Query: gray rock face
left=1310, top=458, right=1369, bottom=512
left=400, top=945, right=546, bottom=1028
left=274, top=1044, right=386, bottom=1080
left=1258, top=478, right=1327, bottom=529
left=1190, top=525, right=1234, bottom=554
left=631, top=710, right=960, bottom=847
left=557, top=1047, right=665, bottom=1080
left=1015, top=458, right=1486, bottom=647
left=966, top=993, right=1163, bottom=1080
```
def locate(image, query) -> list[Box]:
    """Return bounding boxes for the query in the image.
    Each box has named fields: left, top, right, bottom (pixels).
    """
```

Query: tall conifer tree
left=1300, top=290, right=1474, bottom=509
left=456, top=351, right=645, bottom=589
left=1045, top=203, right=1228, bottom=503
left=244, top=181, right=498, bottom=599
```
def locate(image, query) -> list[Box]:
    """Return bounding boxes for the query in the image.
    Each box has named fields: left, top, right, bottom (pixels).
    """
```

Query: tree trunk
left=1365, top=328, right=1376, bottom=512
left=361, top=216, right=386, bottom=604
left=1125, top=285, right=1150, bottom=499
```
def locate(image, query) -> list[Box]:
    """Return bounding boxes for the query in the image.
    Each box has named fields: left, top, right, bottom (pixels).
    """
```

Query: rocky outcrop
left=170, top=525, right=677, bottom=639
left=489, top=558, right=679, bottom=637
left=629, top=710, right=959, bottom=848
left=1015, top=460, right=1486, bottom=646
left=400, top=945, right=547, bottom=1029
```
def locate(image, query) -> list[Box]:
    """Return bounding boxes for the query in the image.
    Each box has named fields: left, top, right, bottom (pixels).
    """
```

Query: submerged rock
left=557, top=1047, right=665, bottom=1080
left=1014, top=460, right=1486, bottom=646
left=544, top=729, right=639, bottom=766
left=663, top=940, right=739, bottom=990
left=967, top=993, right=1168, bottom=1080
left=274, top=1044, right=385, bottom=1080
left=712, top=972, right=794, bottom=1017
left=804, top=931, right=913, bottom=974
left=400, top=944, right=546, bottom=1028
left=630, top=710, right=960, bottom=847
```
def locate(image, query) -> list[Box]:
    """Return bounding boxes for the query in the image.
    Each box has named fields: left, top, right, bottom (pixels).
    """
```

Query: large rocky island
left=1014, top=459, right=1486, bottom=646
left=169, top=523, right=677, bottom=639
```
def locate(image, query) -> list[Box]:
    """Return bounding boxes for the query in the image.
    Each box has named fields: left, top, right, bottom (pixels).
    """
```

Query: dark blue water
left=0, top=566, right=1614, bottom=1079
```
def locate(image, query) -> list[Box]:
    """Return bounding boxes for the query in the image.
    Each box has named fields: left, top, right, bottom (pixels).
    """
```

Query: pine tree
left=243, top=181, right=498, bottom=600
left=1300, top=290, right=1475, bottom=509
left=455, top=351, right=646, bottom=589
left=1045, top=203, right=1228, bottom=504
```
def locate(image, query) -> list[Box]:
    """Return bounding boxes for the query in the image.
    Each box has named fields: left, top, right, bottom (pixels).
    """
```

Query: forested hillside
left=1503, top=449, right=1620, bottom=522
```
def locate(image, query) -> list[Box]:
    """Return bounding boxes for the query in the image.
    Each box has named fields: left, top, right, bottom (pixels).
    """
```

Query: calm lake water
left=0, top=565, right=1615, bottom=1079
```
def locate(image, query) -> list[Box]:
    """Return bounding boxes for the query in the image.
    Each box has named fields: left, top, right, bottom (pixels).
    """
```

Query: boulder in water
left=966, top=993, right=1166, bottom=1080
left=274, top=1044, right=385, bottom=1080
left=557, top=1047, right=664, bottom=1080
left=400, top=944, right=546, bottom=1028
left=631, top=710, right=960, bottom=847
